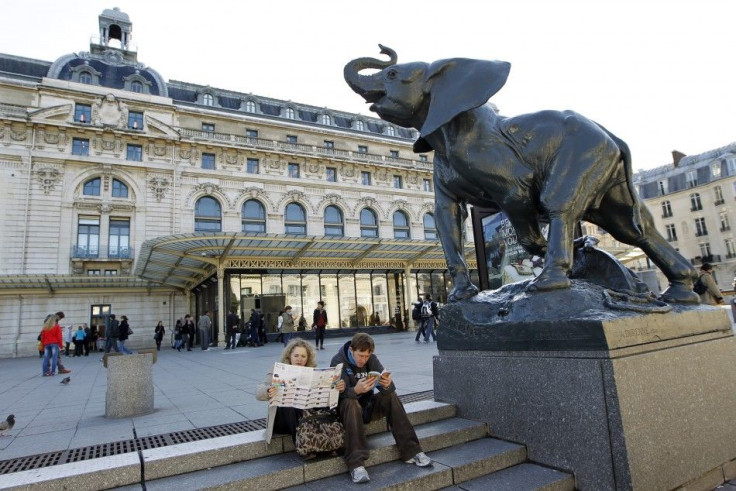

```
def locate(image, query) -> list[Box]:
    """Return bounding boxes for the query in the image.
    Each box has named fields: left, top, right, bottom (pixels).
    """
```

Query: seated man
left=330, top=333, right=432, bottom=484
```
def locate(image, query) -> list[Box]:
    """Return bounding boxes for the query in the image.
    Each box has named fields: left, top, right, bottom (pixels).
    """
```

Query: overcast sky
left=1, top=0, right=734, bottom=170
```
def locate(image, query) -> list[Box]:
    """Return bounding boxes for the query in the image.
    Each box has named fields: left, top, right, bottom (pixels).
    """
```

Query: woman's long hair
left=42, top=314, right=57, bottom=331
left=279, top=338, right=317, bottom=367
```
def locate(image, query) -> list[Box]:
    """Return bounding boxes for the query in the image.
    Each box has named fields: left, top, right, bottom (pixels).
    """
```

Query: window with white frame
left=354, top=120, right=364, bottom=131
left=720, top=211, right=730, bottom=231
left=74, top=103, right=91, bottom=123
left=715, top=185, right=724, bottom=204
left=726, top=238, right=736, bottom=258
left=285, top=107, right=296, bottom=119
left=244, top=100, right=257, bottom=113
left=108, top=219, right=130, bottom=258
left=686, top=170, right=698, bottom=188
left=661, top=201, right=672, bottom=218
left=386, top=126, right=395, bottom=136
left=695, top=217, right=708, bottom=236
left=320, top=114, right=331, bottom=125
left=690, top=193, right=702, bottom=211
left=712, top=162, right=722, bottom=178
left=76, top=217, right=100, bottom=257
left=727, top=158, right=736, bottom=175
left=203, top=93, right=215, bottom=106
left=665, top=223, right=677, bottom=242
left=699, top=242, right=711, bottom=258
left=128, top=111, right=143, bottom=130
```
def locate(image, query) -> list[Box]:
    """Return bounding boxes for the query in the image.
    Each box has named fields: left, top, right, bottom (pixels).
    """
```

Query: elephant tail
left=597, top=123, right=643, bottom=235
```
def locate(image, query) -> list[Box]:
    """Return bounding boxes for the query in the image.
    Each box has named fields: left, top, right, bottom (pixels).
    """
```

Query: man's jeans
left=118, top=340, right=133, bottom=354
left=422, top=318, right=436, bottom=342
left=104, top=337, right=119, bottom=353
left=42, top=344, right=59, bottom=374
left=225, top=331, right=236, bottom=349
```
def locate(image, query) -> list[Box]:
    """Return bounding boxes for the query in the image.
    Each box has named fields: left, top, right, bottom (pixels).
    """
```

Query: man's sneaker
left=351, top=466, right=370, bottom=483
left=405, top=452, right=432, bottom=467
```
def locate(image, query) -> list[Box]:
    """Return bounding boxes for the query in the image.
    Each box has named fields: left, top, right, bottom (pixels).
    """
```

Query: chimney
left=672, top=150, right=686, bottom=168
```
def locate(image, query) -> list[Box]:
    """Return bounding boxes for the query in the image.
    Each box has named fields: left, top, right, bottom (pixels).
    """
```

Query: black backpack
left=693, top=275, right=707, bottom=295
left=411, top=303, right=422, bottom=321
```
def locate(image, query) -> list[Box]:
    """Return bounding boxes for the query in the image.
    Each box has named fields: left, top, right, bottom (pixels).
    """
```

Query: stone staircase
left=0, top=399, right=573, bottom=490
left=119, top=400, right=573, bottom=490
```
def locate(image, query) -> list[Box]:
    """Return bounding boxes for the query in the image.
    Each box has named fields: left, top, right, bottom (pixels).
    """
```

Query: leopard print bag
left=295, top=408, right=344, bottom=458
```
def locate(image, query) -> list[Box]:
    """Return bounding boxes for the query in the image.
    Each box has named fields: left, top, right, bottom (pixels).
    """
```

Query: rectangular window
left=727, top=158, right=736, bottom=175
left=202, top=123, right=215, bottom=133
left=108, top=219, right=130, bottom=258
left=72, top=138, right=90, bottom=156
left=715, top=186, right=724, bottom=205
left=699, top=242, right=711, bottom=258
left=665, top=224, right=677, bottom=242
left=128, top=111, right=143, bottom=130
left=246, top=129, right=258, bottom=138
left=126, top=144, right=142, bottom=161
left=695, top=217, right=708, bottom=236
left=87, top=269, right=100, bottom=276
left=202, top=153, right=216, bottom=170
left=726, top=238, right=736, bottom=258
left=288, top=163, right=300, bottom=178
left=76, top=217, right=100, bottom=258
left=686, top=170, right=698, bottom=188
left=389, top=150, right=399, bottom=159
left=324, top=141, right=334, bottom=153
left=658, top=180, right=668, bottom=196
left=419, top=155, right=428, bottom=162
left=393, top=175, right=403, bottom=189
left=720, top=211, right=730, bottom=231
left=361, top=171, right=371, bottom=186
left=286, top=135, right=298, bottom=144
left=711, top=162, right=721, bottom=178
left=326, top=167, right=337, bottom=182
left=246, top=158, right=259, bottom=174
left=661, top=201, right=672, bottom=218
left=690, top=193, right=702, bottom=211
left=423, top=179, right=432, bottom=192
left=74, top=103, right=91, bottom=123
left=358, top=145, right=368, bottom=154
left=104, top=269, right=118, bottom=276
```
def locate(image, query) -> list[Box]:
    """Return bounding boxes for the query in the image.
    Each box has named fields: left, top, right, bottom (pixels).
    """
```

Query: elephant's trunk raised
left=344, top=44, right=397, bottom=99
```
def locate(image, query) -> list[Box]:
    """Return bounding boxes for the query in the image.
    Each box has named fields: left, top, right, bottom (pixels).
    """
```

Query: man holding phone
left=330, top=333, right=432, bottom=484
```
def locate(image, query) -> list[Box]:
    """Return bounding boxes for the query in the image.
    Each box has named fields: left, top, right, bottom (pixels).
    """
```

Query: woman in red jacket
left=41, top=314, right=63, bottom=376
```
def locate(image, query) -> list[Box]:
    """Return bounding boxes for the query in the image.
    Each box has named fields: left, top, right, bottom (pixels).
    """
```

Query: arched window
left=203, top=93, right=215, bottom=106
left=194, top=196, right=222, bottom=232
left=285, top=203, right=307, bottom=235
left=423, top=213, right=437, bottom=240
left=244, top=100, right=256, bottom=113
left=320, top=114, right=331, bottom=125
left=130, top=80, right=143, bottom=93
left=393, top=210, right=410, bottom=239
left=360, top=208, right=379, bottom=238
left=79, top=71, right=93, bottom=84
left=386, top=126, right=395, bottom=136
left=324, top=205, right=344, bottom=236
left=83, top=177, right=101, bottom=196
left=242, top=199, right=266, bottom=232
left=354, top=120, right=364, bottom=131
left=111, top=179, right=128, bottom=198
left=285, top=107, right=296, bottom=119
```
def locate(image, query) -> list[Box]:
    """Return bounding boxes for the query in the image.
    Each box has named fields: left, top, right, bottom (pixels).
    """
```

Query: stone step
left=287, top=437, right=530, bottom=490
left=0, top=400, right=456, bottom=491
left=449, top=462, right=575, bottom=491
left=132, top=416, right=488, bottom=490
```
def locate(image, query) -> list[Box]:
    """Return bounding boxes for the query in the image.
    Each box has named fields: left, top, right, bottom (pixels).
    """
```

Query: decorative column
left=216, top=262, right=225, bottom=346
left=404, top=264, right=413, bottom=331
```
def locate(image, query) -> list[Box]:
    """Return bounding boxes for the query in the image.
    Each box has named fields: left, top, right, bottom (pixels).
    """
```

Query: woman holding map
left=256, top=338, right=345, bottom=450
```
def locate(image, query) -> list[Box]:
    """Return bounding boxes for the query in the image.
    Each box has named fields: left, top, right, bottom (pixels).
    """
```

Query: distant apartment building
left=634, top=144, right=736, bottom=291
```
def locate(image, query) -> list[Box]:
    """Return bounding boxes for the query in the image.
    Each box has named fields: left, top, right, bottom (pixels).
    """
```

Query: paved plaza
left=0, top=331, right=437, bottom=461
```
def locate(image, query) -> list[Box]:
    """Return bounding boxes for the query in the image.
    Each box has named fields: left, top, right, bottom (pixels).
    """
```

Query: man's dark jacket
left=330, top=341, right=395, bottom=409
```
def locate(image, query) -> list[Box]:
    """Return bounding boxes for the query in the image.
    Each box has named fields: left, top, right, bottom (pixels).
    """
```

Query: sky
left=1, top=0, right=734, bottom=171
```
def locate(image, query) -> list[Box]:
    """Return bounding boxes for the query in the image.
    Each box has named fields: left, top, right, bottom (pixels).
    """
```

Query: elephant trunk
left=344, top=44, right=397, bottom=99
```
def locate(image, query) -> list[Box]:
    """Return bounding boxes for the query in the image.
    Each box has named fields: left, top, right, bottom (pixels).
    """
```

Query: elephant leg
left=528, top=215, right=574, bottom=291
left=503, top=207, right=547, bottom=257
left=590, top=187, right=699, bottom=303
left=435, top=184, right=478, bottom=302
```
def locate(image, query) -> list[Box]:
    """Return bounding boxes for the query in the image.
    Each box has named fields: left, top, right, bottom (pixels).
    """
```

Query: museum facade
left=0, top=8, right=476, bottom=357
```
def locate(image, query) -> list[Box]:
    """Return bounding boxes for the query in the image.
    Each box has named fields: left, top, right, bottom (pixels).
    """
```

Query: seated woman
left=256, top=338, right=344, bottom=455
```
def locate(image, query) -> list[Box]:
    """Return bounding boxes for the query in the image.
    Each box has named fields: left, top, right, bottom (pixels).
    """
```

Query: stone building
left=0, top=8, right=477, bottom=357
left=634, top=144, right=736, bottom=291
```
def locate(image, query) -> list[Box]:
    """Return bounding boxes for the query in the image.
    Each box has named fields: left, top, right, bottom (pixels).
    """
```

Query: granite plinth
left=434, top=318, right=736, bottom=490
left=105, top=353, right=154, bottom=418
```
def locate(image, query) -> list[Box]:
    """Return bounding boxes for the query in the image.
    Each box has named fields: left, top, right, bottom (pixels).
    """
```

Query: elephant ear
left=420, top=58, right=511, bottom=139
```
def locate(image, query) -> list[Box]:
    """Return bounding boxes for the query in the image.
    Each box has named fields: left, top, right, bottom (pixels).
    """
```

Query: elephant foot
left=659, top=284, right=700, bottom=304
left=448, top=283, right=479, bottom=303
left=527, top=270, right=571, bottom=292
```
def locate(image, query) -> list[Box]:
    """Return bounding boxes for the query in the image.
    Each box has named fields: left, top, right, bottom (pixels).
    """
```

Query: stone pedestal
left=434, top=304, right=736, bottom=490
left=105, top=353, right=154, bottom=418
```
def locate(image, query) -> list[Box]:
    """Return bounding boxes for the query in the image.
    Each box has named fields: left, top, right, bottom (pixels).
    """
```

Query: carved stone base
left=434, top=306, right=736, bottom=489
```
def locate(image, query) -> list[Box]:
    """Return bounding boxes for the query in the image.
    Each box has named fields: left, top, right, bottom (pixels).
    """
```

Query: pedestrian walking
left=278, top=306, right=295, bottom=346
left=695, top=263, right=724, bottom=305
left=41, top=314, right=63, bottom=376
left=118, top=315, right=134, bottom=354
left=225, top=309, right=239, bottom=349
left=173, top=319, right=184, bottom=351
left=184, top=314, right=195, bottom=351
left=154, top=321, right=165, bottom=351
left=248, top=309, right=262, bottom=347
left=104, top=314, right=120, bottom=353
left=198, top=311, right=212, bottom=350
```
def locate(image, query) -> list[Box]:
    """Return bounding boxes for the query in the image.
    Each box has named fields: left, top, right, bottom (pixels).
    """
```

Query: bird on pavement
left=60, top=377, right=71, bottom=385
left=0, top=414, right=15, bottom=436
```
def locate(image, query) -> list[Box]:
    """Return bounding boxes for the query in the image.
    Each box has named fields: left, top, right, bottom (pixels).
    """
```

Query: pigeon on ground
left=60, top=377, right=71, bottom=385
left=0, top=414, right=15, bottom=436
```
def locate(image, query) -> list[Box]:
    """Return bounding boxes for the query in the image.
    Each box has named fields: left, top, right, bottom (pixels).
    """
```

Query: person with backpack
left=412, top=299, right=425, bottom=342
left=694, top=263, right=724, bottom=305
left=414, top=295, right=438, bottom=343
left=104, top=314, right=120, bottom=353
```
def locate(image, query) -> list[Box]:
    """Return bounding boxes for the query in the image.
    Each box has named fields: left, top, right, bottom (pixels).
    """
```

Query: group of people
left=412, top=294, right=439, bottom=343
left=257, top=333, right=432, bottom=484
left=172, top=314, right=199, bottom=352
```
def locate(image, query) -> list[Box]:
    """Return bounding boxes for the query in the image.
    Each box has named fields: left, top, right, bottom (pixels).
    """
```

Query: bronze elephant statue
left=344, top=45, right=698, bottom=304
